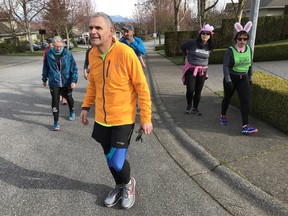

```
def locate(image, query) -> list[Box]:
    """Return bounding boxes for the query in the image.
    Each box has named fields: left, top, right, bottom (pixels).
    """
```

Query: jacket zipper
left=102, top=59, right=111, bottom=124
left=59, top=56, right=63, bottom=87
left=54, top=53, right=64, bottom=87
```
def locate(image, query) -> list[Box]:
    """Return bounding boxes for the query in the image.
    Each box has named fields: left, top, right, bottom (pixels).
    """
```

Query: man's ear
left=109, top=27, right=115, bottom=37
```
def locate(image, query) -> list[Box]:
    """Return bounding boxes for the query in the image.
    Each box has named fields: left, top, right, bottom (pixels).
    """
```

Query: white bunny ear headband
left=234, top=21, right=253, bottom=33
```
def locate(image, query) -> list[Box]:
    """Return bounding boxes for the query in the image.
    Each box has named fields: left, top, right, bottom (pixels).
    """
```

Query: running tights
left=221, top=74, right=250, bottom=126
left=185, top=69, right=206, bottom=108
left=50, top=87, right=74, bottom=122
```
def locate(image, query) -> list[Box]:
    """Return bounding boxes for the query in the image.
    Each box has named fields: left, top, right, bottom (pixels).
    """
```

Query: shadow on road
left=0, top=157, right=109, bottom=206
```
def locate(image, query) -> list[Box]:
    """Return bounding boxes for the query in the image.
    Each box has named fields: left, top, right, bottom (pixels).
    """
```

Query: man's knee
left=107, top=159, right=124, bottom=172
left=106, top=148, right=127, bottom=172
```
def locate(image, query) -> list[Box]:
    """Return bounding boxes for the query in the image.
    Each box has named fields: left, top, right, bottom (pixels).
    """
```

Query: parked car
left=77, top=37, right=85, bottom=44
left=35, top=42, right=49, bottom=50
left=25, top=43, right=41, bottom=51
left=63, top=39, right=74, bottom=50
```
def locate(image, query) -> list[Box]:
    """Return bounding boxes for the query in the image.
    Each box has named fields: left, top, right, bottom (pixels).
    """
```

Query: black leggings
left=185, top=68, right=206, bottom=109
left=221, top=74, right=250, bottom=126
left=50, top=87, right=74, bottom=122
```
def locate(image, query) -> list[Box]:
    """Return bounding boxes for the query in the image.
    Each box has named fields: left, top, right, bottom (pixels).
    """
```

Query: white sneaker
left=121, top=177, right=136, bottom=209
left=103, top=184, right=123, bottom=207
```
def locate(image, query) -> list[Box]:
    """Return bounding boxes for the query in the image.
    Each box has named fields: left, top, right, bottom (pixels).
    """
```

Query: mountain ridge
left=110, top=15, right=131, bottom=22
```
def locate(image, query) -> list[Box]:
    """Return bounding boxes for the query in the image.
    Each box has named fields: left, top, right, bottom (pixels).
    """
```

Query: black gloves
left=225, top=81, right=234, bottom=90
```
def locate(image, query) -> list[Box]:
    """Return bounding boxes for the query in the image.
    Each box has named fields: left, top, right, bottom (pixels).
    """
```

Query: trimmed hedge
left=231, top=71, right=288, bottom=134
left=165, top=15, right=288, bottom=57
left=209, top=43, right=288, bottom=64
left=155, top=44, right=165, bottom=51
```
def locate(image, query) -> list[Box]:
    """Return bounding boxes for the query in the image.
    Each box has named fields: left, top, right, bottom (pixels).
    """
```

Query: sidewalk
left=146, top=48, right=288, bottom=214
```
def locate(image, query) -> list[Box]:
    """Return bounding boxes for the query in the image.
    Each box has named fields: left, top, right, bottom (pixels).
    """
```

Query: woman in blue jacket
left=42, top=36, right=78, bottom=131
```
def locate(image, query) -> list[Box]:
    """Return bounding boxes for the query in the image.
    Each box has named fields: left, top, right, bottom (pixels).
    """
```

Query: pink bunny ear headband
left=234, top=21, right=253, bottom=33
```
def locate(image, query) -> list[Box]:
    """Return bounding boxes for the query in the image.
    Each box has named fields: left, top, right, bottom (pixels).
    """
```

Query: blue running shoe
left=52, top=121, right=60, bottom=131
left=68, top=112, right=75, bottom=121
left=219, top=115, right=228, bottom=125
left=241, top=125, right=258, bottom=134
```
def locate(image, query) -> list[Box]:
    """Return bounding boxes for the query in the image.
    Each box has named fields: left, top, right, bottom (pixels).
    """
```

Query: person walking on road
left=219, top=21, right=258, bottom=135
left=43, top=38, right=68, bottom=105
left=83, top=47, right=92, bottom=80
left=79, top=12, right=153, bottom=209
left=42, top=36, right=78, bottom=131
left=42, top=38, right=53, bottom=61
left=180, top=24, right=215, bottom=115
left=120, top=24, right=147, bottom=68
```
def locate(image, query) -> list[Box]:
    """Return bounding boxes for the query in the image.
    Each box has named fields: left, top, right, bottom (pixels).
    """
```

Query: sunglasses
left=201, top=32, right=211, bottom=36
left=237, top=37, right=248, bottom=41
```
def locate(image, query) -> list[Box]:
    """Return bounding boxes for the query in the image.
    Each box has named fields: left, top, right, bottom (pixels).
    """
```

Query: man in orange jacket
left=79, top=12, right=153, bottom=209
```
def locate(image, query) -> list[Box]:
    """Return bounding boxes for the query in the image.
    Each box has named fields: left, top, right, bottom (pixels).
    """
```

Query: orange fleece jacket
left=82, top=39, right=152, bottom=125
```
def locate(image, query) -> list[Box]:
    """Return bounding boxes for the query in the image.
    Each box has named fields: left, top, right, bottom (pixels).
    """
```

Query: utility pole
left=153, top=13, right=157, bottom=48
left=248, top=0, right=260, bottom=58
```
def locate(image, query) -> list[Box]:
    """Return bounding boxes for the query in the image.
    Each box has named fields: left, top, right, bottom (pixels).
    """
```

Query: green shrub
left=209, top=48, right=226, bottom=64
left=253, top=43, right=288, bottom=61
left=231, top=71, right=288, bottom=134
left=209, top=43, right=288, bottom=64
left=165, top=15, right=288, bottom=57
left=155, top=45, right=164, bottom=51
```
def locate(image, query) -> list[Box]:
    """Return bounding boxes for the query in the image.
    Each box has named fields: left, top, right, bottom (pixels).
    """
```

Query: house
left=223, top=0, right=288, bottom=18
left=0, top=10, right=38, bottom=44
left=244, top=0, right=288, bottom=17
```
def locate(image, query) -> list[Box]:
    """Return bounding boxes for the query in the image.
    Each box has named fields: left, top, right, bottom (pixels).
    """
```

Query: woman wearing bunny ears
left=180, top=24, right=214, bottom=116
left=220, top=21, right=258, bottom=135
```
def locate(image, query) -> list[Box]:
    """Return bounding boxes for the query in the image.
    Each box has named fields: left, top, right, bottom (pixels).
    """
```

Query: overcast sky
left=95, top=0, right=137, bottom=17
left=94, top=0, right=234, bottom=18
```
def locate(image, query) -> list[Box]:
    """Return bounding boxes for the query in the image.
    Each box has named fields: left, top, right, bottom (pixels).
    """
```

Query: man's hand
left=80, top=110, right=89, bottom=126
left=140, top=122, right=153, bottom=135
left=128, top=35, right=135, bottom=43
left=43, top=81, right=47, bottom=87
left=71, top=83, right=76, bottom=89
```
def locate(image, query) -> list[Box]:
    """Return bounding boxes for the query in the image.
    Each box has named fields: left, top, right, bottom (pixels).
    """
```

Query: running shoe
left=68, top=112, right=75, bottom=121
left=52, top=121, right=60, bottom=131
left=121, top=177, right=136, bottom=209
left=104, top=184, right=123, bottom=207
left=219, top=115, right=228, bottom=125
left=186, top=105, right=192, bottom=114
left=192, top=108, right=202, bottom=116
left=241, top=125, right=258, bottom=134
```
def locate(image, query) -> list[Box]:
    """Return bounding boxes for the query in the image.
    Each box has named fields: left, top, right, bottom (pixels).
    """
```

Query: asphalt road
left=0, top=53, right=231, bottom=216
